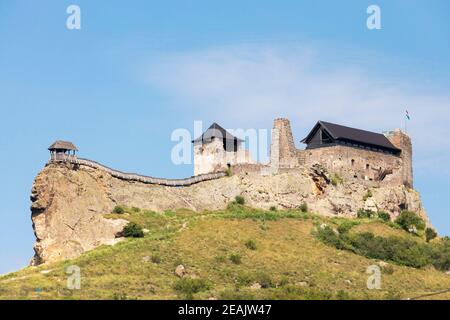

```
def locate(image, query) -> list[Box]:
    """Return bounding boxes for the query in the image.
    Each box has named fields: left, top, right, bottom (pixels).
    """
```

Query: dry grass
left=0, top=207, right=449, bottom=300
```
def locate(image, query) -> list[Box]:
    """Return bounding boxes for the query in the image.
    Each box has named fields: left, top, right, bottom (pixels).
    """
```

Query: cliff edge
left=30, top=162, right=429, bottom=265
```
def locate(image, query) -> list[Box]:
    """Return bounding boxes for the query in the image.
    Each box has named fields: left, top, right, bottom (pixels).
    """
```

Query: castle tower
left=192, top=123, right=252, bottom=175
left=270, top=118, right=299, bottom=169
left=386, top=129, right=413, bottom=188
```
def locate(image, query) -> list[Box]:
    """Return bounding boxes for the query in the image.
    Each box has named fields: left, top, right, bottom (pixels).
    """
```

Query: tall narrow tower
left=270, top=118, right=299, bottom=169
left=386, top=129, right=413, bottom=188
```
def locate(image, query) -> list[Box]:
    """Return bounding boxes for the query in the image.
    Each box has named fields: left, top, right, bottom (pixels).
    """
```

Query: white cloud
left=145, top=44, right=450, bottom=174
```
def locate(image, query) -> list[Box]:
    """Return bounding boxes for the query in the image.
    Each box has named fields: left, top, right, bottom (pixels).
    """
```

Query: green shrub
left=225, top=168, right=232, bottom=177
left=131, top=207, right=141, bottom=213
left=362, top=190, right=373, bottom=201
left=112, top=206, right=125, bottom=214
left=299, top=202, right=308, bottom=213
left=377, top=211, right=391, bottom=222
left=230, top=253, right=242, bottom=264
left=112, top=293, right=128, bottom=300
left=122, top=222, right=144, bottom=238
left=331, top=174, right=343, bottom=186
left=337, top=221, right=357, bottom=234
left=235, top=195, right=245, bottom=205
left=425, top=228, right=437, bottom=242
left=349, top=233, right=430, bottom=268
left=315, top=226, right=347, bottom=250
left=357, top=209, right=376, bottom=219
left=245, top=240, right=257, bottom=250
left=315, top=227, right=449, bottom=270
left=269, top=206, right=277, bottom=212
left=235, top=272, right=254, bottom=287
left=254, top=272, right=275, bottom=288
left=428, top=239, right=450, bottom=271
left=336, top=290, right=351, bottom=300
left=395, top=211, right=425, bottom=233
left=173, top=278, right=211, bottom=299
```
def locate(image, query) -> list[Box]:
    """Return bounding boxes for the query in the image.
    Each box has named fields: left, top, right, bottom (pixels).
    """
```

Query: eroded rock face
left=30, top=162, right=429, bottom=265
left=30, top=163, right=128, bottom=265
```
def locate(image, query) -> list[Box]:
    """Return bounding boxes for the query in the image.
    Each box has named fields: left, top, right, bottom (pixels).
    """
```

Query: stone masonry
left=385, top=129, right=413, bottom=188
left=271, top=118, right=299, bottom=169
left=270, top=118, right=413, bottom=189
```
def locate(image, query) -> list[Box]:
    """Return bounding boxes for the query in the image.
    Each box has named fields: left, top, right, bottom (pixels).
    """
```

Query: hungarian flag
left=406, top=110, right=411, bottom=120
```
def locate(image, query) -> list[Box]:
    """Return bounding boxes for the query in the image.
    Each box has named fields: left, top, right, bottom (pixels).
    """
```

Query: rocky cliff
left=30, top=162, right=429, bottom=265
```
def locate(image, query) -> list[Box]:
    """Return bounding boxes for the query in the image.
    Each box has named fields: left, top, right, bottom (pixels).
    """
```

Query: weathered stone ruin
left=194, top=118, right=414, bottom=190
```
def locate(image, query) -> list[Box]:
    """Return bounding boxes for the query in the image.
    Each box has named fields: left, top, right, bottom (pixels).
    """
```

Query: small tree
left=377, top=211, right=391, bottom=222
left=112, top=206, right=125, bottom=214
left=395, top=211, right=425, bottom=233
left=245, top=240, right=257, bottom=250
left=299, top=202, right=308, bottom=213
left=123, top=222, right=144, bottom=238
left=357, top=209, right=376, bottom=219
left=235, top=195, right=245, bottom=205
left=230, top=253, right=242, bottom=264
left=425, top=227, right=437, bottom=242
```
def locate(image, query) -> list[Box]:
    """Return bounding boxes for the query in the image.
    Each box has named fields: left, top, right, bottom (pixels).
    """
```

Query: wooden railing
left=49, top=155, right=226, bottom=187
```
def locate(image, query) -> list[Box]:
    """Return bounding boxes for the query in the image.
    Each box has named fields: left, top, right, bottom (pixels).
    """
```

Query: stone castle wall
left=270, top=118, right=413, bottom=188
left=51, top=156, right=226, bottom=187
left=194, top=138, right=253, bottom=176
left=386, top=129, right=413, bottom=188
left=302, top=146, right=403, bottom=186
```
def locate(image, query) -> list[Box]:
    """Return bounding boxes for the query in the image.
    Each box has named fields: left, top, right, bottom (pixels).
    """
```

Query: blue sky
left=0, top=0, right=449, bottom=274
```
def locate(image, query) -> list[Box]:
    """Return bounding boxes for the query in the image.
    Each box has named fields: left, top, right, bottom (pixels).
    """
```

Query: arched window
left=351, top=159, right=355, bottom=166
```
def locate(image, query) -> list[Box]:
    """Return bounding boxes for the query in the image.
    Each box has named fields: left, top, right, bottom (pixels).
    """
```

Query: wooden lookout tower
left=48, top=140, right=78, bottom=161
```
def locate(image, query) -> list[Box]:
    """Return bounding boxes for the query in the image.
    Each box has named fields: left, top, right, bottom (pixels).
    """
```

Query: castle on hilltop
left=193, top=118, right=413, bottom=188
left=47, top=118, right=413, bottom=189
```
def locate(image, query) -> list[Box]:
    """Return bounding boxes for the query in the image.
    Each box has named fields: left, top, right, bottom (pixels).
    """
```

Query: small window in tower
left=351, top=159, right=355, bottom=166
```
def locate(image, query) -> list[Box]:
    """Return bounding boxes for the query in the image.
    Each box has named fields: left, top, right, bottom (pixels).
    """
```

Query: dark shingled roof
left=301, top=121, right=400, bottom=152
left=48, top=140, right=78, bottom=151
left=192, top=123, right=244, bottom=143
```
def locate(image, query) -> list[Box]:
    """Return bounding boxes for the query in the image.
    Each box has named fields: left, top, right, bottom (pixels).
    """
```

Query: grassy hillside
left=1, top=204, right=449, bottom=300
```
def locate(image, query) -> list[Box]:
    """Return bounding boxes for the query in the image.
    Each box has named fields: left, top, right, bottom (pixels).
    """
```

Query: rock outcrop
left=30, top=162, right=429, bottom=265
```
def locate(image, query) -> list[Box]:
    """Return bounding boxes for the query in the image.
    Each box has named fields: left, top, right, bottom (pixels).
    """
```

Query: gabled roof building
left=192, top=123, right=253, bottom=176
left=301, top=121, right=401, bottom=156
